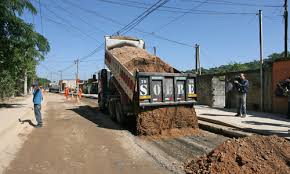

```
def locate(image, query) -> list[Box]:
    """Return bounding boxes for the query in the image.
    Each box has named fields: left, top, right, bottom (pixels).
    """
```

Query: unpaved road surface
left=3, top=93, right=228, bottom=174
left=4, top=94, right=168, bottom=174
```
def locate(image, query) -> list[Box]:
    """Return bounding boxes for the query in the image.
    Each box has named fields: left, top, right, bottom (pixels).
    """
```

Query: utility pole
left=59, top=70, right=63, bottom=91
left=198, top=45, right=201, bottom=75
left=153, top=46, right=157, bottom=56
left=285, top=0, right=288, bottom=57
left=153, top=46, right=157, bottom=64
left=24, top=70, right=27, bottom=95
left=259, top=10, right=264, bottom=112
left=195, top=44, right=201, bottom=75
left=75, top=59, right=79, bottom=80
left=50, top=72, right=53, bottom=83
left=195, top=44, right=198, bottom=74
left=75, top=59, right=79, bottom=90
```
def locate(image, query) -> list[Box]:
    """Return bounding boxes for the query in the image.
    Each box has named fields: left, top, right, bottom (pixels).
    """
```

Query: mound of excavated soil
left=109, top=46, right=176, bottom=73
left=137, top=105, right=198, bottom=136
left=184, top=135, right=290, bottom=174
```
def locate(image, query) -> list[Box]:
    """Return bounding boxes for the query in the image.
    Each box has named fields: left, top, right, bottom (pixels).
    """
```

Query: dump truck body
left=98, top=35, right=198, bottom=135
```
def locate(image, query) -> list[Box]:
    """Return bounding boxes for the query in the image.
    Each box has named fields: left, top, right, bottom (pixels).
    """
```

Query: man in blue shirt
left=234, top=73, right=249, bottom=118
left=33, top=83, right=43, bottom=127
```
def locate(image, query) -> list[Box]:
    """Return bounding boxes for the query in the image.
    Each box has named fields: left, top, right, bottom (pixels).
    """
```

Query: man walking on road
left=33, top=83, right=43, bottom=128
left=234, top=73, right=249, bottom=118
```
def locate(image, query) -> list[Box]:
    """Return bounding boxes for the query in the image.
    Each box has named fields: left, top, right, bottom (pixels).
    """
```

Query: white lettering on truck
left=177, top=84, right=184, bottom=95
left=140, top=85, right=147, bottom=95
left=188, top=84, right=194, bottom=94
left=140, top=79, right=148, bottom=96
left=153, top=84, right=161, bottom=96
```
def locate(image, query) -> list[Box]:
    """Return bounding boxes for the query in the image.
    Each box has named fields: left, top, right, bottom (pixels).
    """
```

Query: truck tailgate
left=137, top=72, right=197, bottom=107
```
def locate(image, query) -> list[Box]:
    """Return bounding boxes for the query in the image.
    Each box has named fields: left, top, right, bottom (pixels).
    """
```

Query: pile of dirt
left=109, top=46, right=176, bottom=73
left=184, top=135, right=290, bottom=174
left=137, top=105, right=198, bottom=136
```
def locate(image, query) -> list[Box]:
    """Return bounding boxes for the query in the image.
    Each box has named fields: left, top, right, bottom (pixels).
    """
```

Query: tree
left=267, top=51, right=290, bottom=60
left=186, top=51, right=289, bottom=75
left=0, top=0, right=50, bottom=98
left=37, top=77, right=51, bottom=88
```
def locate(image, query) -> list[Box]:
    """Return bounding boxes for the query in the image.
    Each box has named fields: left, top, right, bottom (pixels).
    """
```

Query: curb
left=198, top=120, right=253, bottom=138
left=197, top=116, right=243, bottom=129
left=198, top=117, right=290, bottom=140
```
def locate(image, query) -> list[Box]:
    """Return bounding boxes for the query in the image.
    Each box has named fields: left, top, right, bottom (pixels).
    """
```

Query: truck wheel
left=115, top=102, right=125, bottom=125
left=108, top=100, right=116, bottom=120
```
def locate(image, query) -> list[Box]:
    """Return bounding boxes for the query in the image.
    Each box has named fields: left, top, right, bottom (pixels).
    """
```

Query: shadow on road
left=200, top=113, right=233, bottom=117
left=19, top=119, right=36, bottom=127
left=0, top=103, right=26, bottom=108
left=68, top=105, right=123, bottom=131
left=242, top=120, right=289, bottom=127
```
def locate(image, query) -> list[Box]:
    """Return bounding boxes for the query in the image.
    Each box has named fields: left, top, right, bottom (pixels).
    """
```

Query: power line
left=55, top=1, right=171, bottom=72
left=35, top=0, right=101, bottom=43
left=59, top=63, right=75, bottom=72
left=42, top=14, right=101, bottom=42
left=114, top=0, right=170, bottom=35
left=182, top=0, right=283, bottom=8
left=38, top=0, right=44, bottom=34
left=155, top=0, right=209, bottom=32
left=51, top=0, right=107, bottom=34
left=96, top=0, right=256, bottom=15
left=55, top=0, right=208, bottom=73
left=62, top=0, right=195, bottom=47
left=78, top=43, right=105, bottom=61
left=61, top=0, right=124, bottom=27
left=78, top=0, right=171, bottom=62
left=135, top=29, right=193, bottom=47
left=39, top=64, right=58, bottom=73
left=64, top=1, right=197, bottom=47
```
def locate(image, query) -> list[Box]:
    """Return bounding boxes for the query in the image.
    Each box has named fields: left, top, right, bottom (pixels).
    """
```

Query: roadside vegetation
left=186, top=51, right=290, bottom=74
left=0, top=0, right=50, bottom=98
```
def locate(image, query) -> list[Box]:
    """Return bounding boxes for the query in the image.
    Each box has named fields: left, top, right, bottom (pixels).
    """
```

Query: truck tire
left=108, top=100, right=116, bottom=120
left=98, top=98, right=106, bottom=112
left=115, top=101, right=125, bottom=125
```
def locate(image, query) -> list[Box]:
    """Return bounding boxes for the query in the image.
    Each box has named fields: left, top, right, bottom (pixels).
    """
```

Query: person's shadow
left=18, top=118, right=37, bottom=127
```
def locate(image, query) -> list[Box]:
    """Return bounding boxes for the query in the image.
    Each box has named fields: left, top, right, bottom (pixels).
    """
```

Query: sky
left=22, top=0, right=285, bottom=82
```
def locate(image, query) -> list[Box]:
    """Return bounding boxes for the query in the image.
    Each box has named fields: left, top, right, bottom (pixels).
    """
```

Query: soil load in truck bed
left=109, top=46, right=176, bottom=73
left=109, top=46, right=198, bottom=136
left=184, top=135, right=290, bottom=174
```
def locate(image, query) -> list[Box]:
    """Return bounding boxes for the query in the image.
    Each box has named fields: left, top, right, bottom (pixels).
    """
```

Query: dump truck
left=98, top=35, right=198, bottom=135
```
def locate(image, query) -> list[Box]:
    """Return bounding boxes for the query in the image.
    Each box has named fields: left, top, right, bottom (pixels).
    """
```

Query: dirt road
left=4, top=94, right=169, bottom=174
left=3, top=93, right=228, bottom=174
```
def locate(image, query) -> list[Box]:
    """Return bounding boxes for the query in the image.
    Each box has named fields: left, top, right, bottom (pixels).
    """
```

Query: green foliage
left=268, top=51, right=290, bottom=60
left=0, top=0, right=50, bottom=98
left=187, top=52, right=290, bottom=75
left=37, top=77, right=51, bottom=87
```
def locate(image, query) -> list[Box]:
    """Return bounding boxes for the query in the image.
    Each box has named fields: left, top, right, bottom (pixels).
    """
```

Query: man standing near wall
left=234, top=73, right=249, bottom=118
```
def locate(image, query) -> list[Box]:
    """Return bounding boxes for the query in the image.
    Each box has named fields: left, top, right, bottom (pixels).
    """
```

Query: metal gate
left=211, top=76, right=226, bottom=108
